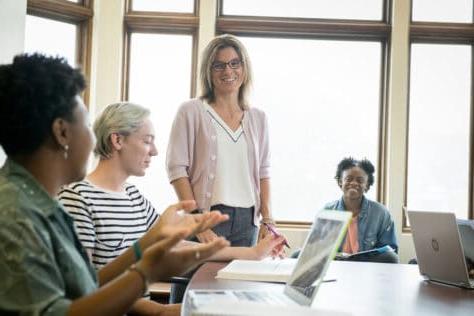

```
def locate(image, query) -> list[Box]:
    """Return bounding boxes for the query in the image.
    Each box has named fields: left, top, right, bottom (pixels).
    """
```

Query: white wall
left=196, top=0, right=217, bottom=94
left=88, top=0, right=125, bottom=117
left=0, top=0, right=27, bottom=166
left=387, top=0, right=416, bottom=263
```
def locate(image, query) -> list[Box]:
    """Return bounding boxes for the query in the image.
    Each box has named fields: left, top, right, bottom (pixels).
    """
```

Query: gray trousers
left=210, top=204, right=258, bottom=247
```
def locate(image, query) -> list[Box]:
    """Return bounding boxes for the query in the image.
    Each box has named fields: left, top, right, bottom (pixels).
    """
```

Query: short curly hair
left=0, top=53, right=85, bottom=156
left=335, top=157, right=375, bottom=191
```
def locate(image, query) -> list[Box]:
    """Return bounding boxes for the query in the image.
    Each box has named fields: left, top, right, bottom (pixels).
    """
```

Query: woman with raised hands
left=0, top=53, right=229, bottom=316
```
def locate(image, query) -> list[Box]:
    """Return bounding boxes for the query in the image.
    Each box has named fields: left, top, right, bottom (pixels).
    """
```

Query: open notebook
left=215, top=257, right=298, bottom=283
left=188, top=210, right=352, bottom=315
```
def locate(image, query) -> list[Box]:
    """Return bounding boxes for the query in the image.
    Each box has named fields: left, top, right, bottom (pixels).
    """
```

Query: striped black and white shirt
left=58, top=180, right=159, bottom=269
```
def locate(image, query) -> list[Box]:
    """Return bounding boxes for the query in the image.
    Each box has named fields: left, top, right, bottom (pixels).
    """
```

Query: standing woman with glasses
left=167, top=34, right=279, bottom=247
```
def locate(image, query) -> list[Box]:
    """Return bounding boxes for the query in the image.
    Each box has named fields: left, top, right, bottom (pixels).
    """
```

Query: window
left=25, top=15, right=77, bottom=65
left=124, top=1, right=197, bottom=210
left=406, top=2, right=474, bottom=223
left=240, top=37, right=382, bottom=221
left=131, top=0, right=195, bottom=14
left=127, top=33, right=194, bottom=210
left=26, top=0, right=93, bottom=102
left=407, top=44, right=470, bottom=219
left=412, top=0, right=473, bottom=23
left=222, top=0, right=384, bottom=20
left=217, top=0, right=390, bottom=222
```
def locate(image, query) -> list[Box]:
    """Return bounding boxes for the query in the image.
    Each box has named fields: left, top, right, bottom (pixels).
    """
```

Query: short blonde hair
left=93, top=102, right=150, bottom=159
left=199, top=34, right=253, bottom=110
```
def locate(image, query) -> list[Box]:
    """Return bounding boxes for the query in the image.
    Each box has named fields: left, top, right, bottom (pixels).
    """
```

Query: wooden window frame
left=217, top=0, right=392, bottom=226
left=27, top=0, right=94, bottom=105
left=403, top=4, right=474, bottom=231
left=122, top=0, right=200, bottom=101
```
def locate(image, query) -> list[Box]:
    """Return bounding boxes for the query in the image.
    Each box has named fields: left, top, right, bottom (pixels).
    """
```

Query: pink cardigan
left=166, top=98, right=271, bottom=225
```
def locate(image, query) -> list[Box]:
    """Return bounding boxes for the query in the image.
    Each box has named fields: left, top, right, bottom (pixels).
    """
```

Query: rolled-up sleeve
left=0, top=210, right=71, bottom=316
left=377, top=212, right=398, bottom=253
left=166, top=104, right=194, bottom=183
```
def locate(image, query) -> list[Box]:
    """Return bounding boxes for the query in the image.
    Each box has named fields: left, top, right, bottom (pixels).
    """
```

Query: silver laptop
left=188, top=210, right=352, bottom=314
left=408, top=211, right=474, bottom=289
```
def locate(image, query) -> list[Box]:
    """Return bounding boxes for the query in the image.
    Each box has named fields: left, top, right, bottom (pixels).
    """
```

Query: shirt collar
left=338, top=195, right=369, bottom=218
left=1, top=158, right=62, bottom=216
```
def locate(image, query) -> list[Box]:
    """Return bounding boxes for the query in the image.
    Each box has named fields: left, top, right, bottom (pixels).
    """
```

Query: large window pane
left=407, top=44, right=471, bottom=219
left=132, top=0, right=194, bottom=13
left=412, top=0, right=473, bottom=23
left=128, top=33, right=193, bottom=211
left=223, top=0, right=384, bottom=20
left=240, top=37, right=382, bottom=221
left=25, top=15, right=76, bottom=66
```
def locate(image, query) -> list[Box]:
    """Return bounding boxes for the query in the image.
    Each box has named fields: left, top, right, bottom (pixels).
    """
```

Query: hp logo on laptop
left=431, top=238, right=440, bottom=252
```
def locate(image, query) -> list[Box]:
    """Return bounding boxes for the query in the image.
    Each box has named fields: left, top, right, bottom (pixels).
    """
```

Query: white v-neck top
left=205, top=103, right=255, bottom=208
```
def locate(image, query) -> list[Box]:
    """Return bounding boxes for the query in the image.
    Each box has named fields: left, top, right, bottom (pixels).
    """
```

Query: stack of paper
left=215, top=258, right=298, bottom=283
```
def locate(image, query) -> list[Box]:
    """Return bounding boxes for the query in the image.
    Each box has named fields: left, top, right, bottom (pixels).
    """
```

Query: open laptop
left=188, top=210, right=352, bottom=315
left=408, top=211, right=474, bottom=289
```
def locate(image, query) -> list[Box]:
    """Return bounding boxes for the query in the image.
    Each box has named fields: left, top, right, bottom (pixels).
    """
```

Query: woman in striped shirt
left=59, top=102, right=285, bottom=315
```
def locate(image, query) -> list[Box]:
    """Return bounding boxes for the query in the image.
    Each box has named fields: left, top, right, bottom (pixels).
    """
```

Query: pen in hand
left=263, top=222, right=291, bottom=249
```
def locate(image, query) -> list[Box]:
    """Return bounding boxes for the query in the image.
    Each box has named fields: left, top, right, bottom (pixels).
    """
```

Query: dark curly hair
left=335, top=157, right=375, bottom=191
left=0, top=53, right=85, bottom=156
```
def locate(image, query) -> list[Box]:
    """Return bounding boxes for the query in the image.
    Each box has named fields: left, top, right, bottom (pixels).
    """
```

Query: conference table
left=182, top=260, right=474, bottom=316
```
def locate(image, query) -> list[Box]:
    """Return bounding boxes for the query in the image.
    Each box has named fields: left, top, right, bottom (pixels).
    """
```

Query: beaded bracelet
left=260, top=217, right=275, bottom=225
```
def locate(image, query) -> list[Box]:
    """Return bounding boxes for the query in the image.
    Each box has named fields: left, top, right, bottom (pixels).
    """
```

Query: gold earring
left=63, top=144, right=69, bottom=160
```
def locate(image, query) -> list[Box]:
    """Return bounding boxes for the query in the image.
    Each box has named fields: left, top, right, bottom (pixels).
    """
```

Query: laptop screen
left=457, top=219, right=474, bottom=277
left=285, top=211, right=351, bottom=305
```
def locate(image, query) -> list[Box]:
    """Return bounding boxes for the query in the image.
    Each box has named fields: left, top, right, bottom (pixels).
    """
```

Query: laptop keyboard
left=234, top=291, right=287, bottom=305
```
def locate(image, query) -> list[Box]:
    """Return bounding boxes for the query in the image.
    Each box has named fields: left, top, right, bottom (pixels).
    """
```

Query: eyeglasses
left=211, top=59, right=242, bottom=71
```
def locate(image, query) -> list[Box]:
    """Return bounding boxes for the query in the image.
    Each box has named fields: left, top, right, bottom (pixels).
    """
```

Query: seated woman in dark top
left=324, top=157, right=399, bottom=263
left=0, top=53, right=229, bottom=315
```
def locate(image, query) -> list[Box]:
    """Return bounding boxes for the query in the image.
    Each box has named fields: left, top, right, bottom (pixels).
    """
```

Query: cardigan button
left=211, top=155, right=216, bottom=161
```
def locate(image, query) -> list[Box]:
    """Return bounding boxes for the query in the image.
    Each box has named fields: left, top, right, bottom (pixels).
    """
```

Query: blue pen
left=263, top=222, right=291, bottom=249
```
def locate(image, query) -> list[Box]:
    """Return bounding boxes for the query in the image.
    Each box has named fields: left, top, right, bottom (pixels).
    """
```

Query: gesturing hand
left=254, top=234, right=286, bottom=260
left=138, top=230, right=230, bottom=282
left=145, top=200, right=229, bottom=246
left=196, top=229, right=220, bottom=243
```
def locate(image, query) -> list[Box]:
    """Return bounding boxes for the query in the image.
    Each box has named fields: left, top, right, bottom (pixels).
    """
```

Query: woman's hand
left=139, top=229, right=230, bottom=283
left=196, top=229, right=220, bottom=243
left=158, top=303, right=181, bottom=316
left=253, top=234, right=286, bottom=260
left=143, top=201, right=229, bottom=247
left=257, top=222, right=271, bottom=241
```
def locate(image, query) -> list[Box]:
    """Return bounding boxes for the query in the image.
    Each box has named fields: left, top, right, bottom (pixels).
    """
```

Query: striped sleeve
left=145, top=198, right=159, bottom=229
left=58, top=185, right=96, bottom=251
left=125, top=184, right=159, bottom=229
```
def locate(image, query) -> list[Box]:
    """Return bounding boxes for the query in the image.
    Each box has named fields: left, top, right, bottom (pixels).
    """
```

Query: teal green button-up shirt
left=0, top=159, right=97, bottom=315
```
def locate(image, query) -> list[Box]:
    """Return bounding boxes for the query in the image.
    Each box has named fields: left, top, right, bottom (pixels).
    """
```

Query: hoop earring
left=63, top=144, right=69, bottom=160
